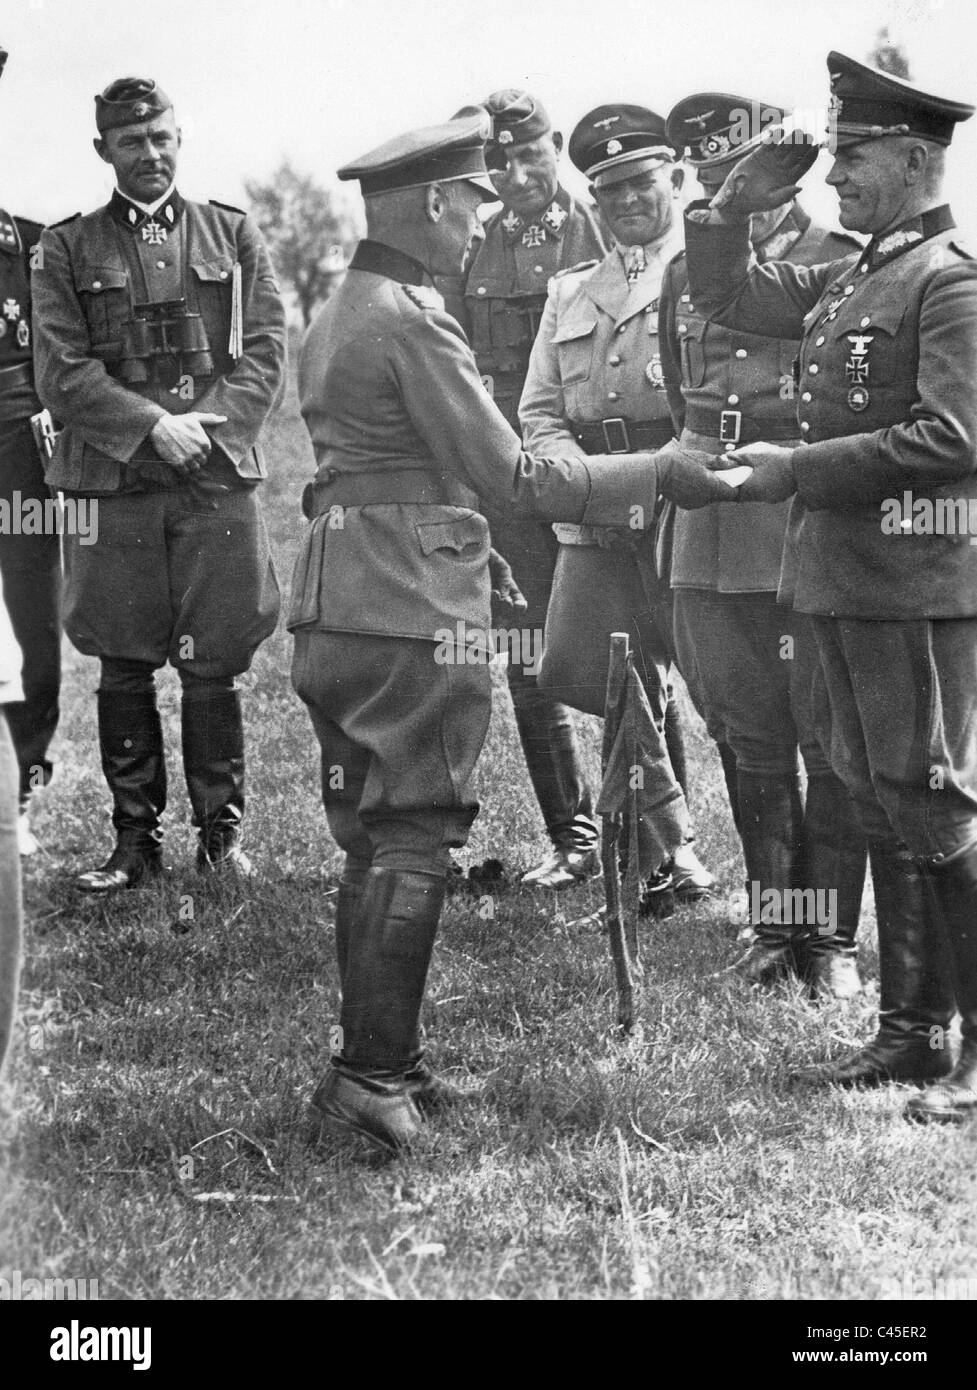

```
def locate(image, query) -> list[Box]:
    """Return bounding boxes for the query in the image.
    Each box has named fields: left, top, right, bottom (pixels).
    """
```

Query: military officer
left=659, top=92, right=866, bottom=998
left=289, top=114, right=734, bottom=1151
left=32, top=78, right=285, bottom=890
left=453, top=90, right=611, bottom=891
left=0, top=43, right=60, bottom=857
left=686, top=53, right=977, bottom=1121
left=520, top=104, right=716, bottom=908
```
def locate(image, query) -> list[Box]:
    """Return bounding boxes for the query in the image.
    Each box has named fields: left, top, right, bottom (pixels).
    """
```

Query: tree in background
left=246, top=161, right=364, bottom=325
left=869, top=26, right=912, bottom=80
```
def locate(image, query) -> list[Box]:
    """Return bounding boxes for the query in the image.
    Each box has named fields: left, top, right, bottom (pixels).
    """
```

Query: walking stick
left=601, top=632, right=635, bottom=1031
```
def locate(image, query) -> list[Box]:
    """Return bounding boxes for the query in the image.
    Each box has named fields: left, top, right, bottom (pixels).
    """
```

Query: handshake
left=654, top=439, right=797, bottom=507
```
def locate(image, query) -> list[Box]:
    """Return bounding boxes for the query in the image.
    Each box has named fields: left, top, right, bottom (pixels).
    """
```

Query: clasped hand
left=149, top=412, right=229, bottom=474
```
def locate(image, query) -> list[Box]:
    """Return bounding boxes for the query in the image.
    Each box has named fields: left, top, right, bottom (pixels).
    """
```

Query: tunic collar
left=499, top=185, right=572, bottom=243
left=0, top=209, right=22, bottom=257
left=110, top=187, right=185, bottom=236
left=349, top=239, right=430, bottom=285
left=863, top=204, right=955, bottom=272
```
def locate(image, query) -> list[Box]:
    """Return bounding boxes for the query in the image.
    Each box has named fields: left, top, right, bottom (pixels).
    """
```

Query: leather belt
left=683, top=407, right=800, bottom=445
left=305, top=466, right=474, bottom=516
left=571, top=417, right=675, bottom=455
left=0, top=361, right=39, bottom=423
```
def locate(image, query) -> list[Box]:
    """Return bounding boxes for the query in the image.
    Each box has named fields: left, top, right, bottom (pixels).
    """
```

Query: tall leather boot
left=312, top=867, right=446, bottom=1151
left=76, top=691, right=166, bottom=892
left=734, top=770, right=806, bottom=983
left=906, top=844, right=977, bottom=1123
left=804, top=839, right=955, bottom=1087
left=801, top=773, right=867, bottom=1000
left=513, top=683, right=599, bottom=890
left=181, top=686, right=250, bottom=876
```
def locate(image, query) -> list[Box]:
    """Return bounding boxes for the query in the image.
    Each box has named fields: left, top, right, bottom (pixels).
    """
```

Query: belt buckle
left=719, top=410, right=742, bottom=445
left=601, top=417, right=630, bottom=453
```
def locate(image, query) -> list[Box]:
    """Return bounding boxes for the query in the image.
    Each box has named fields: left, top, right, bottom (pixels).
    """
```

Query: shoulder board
left=48, top=212, right=81, bottom=229
left=949, top=238, right=974, bottom=261
left=209, top=199, right=247, bottom=216
left=552, top=258, right=600, bottom=281
left=399, top=283, right=443, bottom=312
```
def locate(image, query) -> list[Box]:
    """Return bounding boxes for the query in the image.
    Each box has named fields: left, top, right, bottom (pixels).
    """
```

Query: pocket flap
left=551, top=318, right=597, bottom=344
left=831, top=302, right=906, bottom=338
left=676, top=314, right=708, bottom=341
left=74, top=265, right=128, bottom=294
left=191, top=256, right=236, bottom=284
left=415, top=514, right=487, bottom=556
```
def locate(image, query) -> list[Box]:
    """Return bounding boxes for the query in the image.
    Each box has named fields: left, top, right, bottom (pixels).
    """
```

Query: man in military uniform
left=32, top=78, right=285, bottom=890
left=453, top=90, right=611, bottom=890
left=289, top=114, right=733, bottom=1151
left=659, top=92, right=866, bottom=997
left=687, top=54, right=977, bottom=1122
left=520, top=104, right=716, bottom=909
left=0, top=43, right=60, bottom=857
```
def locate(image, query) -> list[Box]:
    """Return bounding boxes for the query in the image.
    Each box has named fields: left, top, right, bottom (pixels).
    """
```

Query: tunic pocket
left=551, top=317, right=596, bottom=385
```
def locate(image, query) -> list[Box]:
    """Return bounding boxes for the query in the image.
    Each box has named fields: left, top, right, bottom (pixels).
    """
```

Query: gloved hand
left=721, top=442, right=798, bottom=502
left=709, top=124, right=820, bottom=219
left=489, top=547, right=528, bottom=627
left=656, top=447, right=752, bottom=508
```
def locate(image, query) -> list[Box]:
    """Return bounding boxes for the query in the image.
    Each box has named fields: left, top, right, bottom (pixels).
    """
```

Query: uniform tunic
left=657, top=205, right=860, bottom=774
left=685, top=203, right=977, bottom=853
left=519, top=232, right=680, bottom=717
left=289, top=239, right=666, bottom=873
left=0, top=208, right=60, bottom=799
left=32, top=192, right=285, bottom=677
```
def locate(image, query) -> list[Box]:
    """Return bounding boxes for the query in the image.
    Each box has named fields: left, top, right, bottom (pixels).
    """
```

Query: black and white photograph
left=1, top=0, right=976, bottom=1334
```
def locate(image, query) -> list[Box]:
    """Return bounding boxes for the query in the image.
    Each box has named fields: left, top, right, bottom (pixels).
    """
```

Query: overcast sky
left=2, top=0, right=975, bottom=232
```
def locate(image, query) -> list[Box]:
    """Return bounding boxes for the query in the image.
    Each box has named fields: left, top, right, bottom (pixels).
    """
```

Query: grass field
left=2, top=364, right=976, bottom=1303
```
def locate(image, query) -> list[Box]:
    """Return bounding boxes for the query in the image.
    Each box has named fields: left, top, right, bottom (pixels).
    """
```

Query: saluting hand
left=150, top=412, right=229, bottom=473
left=708, top=124, right=820, bottom=221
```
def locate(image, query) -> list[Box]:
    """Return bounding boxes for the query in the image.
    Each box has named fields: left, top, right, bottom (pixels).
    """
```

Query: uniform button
left=476, top=286, right=487, bottom=296
left=219, top=270, right=229, bottom=280
left=844, top=285, right=854, bottom=295
left=860, top=263, right=868, bottom=273
left=735, top=348, right=747, bottom=358
left=678, top=324, right=687, bottom=334
left=723, top=442, right=735, bottom=452
left=609, top=355, right=621, bottom=365
left=92, top=280, right=102, bottom=289
left=801, top=392, right=812, bottom=403
left=808, top=364, right=819, bottom=375
left=860, top=317, right=870, bottom=328
left=815, top=335, right=825, bottom=346
left=727, top=394, right=739, bottom=405
left=608, top=391, right=620, bottom=401
left=617, top=325, right=627, bottom=334
left=534, top=264, right=544, bottom=274
left=156, top=260, right=167, bottom=270
left=800, top=422, right=810, bottom=432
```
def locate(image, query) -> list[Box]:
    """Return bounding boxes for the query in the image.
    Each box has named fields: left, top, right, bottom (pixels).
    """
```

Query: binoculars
left=116, top=298, right=215, bottom=384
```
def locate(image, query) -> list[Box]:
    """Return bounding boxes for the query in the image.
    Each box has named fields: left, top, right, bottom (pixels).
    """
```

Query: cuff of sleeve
left=580, top=453, right=660, bottom=530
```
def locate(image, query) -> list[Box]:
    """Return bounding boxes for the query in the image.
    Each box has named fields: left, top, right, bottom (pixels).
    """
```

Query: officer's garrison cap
left=569, top=105, right=676, bottom=188
left=95, top=77, right=172, bottom=133
left=667, top=93, right=786, bottom=174
left=338, top=115, right=496, bottom=197
left=827, top=51, right=974, bottom=148
left=479, top=89, right=552, bottom=169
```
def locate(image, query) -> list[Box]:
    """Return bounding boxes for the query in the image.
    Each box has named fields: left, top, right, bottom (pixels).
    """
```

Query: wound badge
left=646, top=354, right=665, bottom=389
left=16, top=320, right=29, bottom=347
left=847, top=385, right=869, bottom=412
left=606, top=139, right=623, bottom=155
